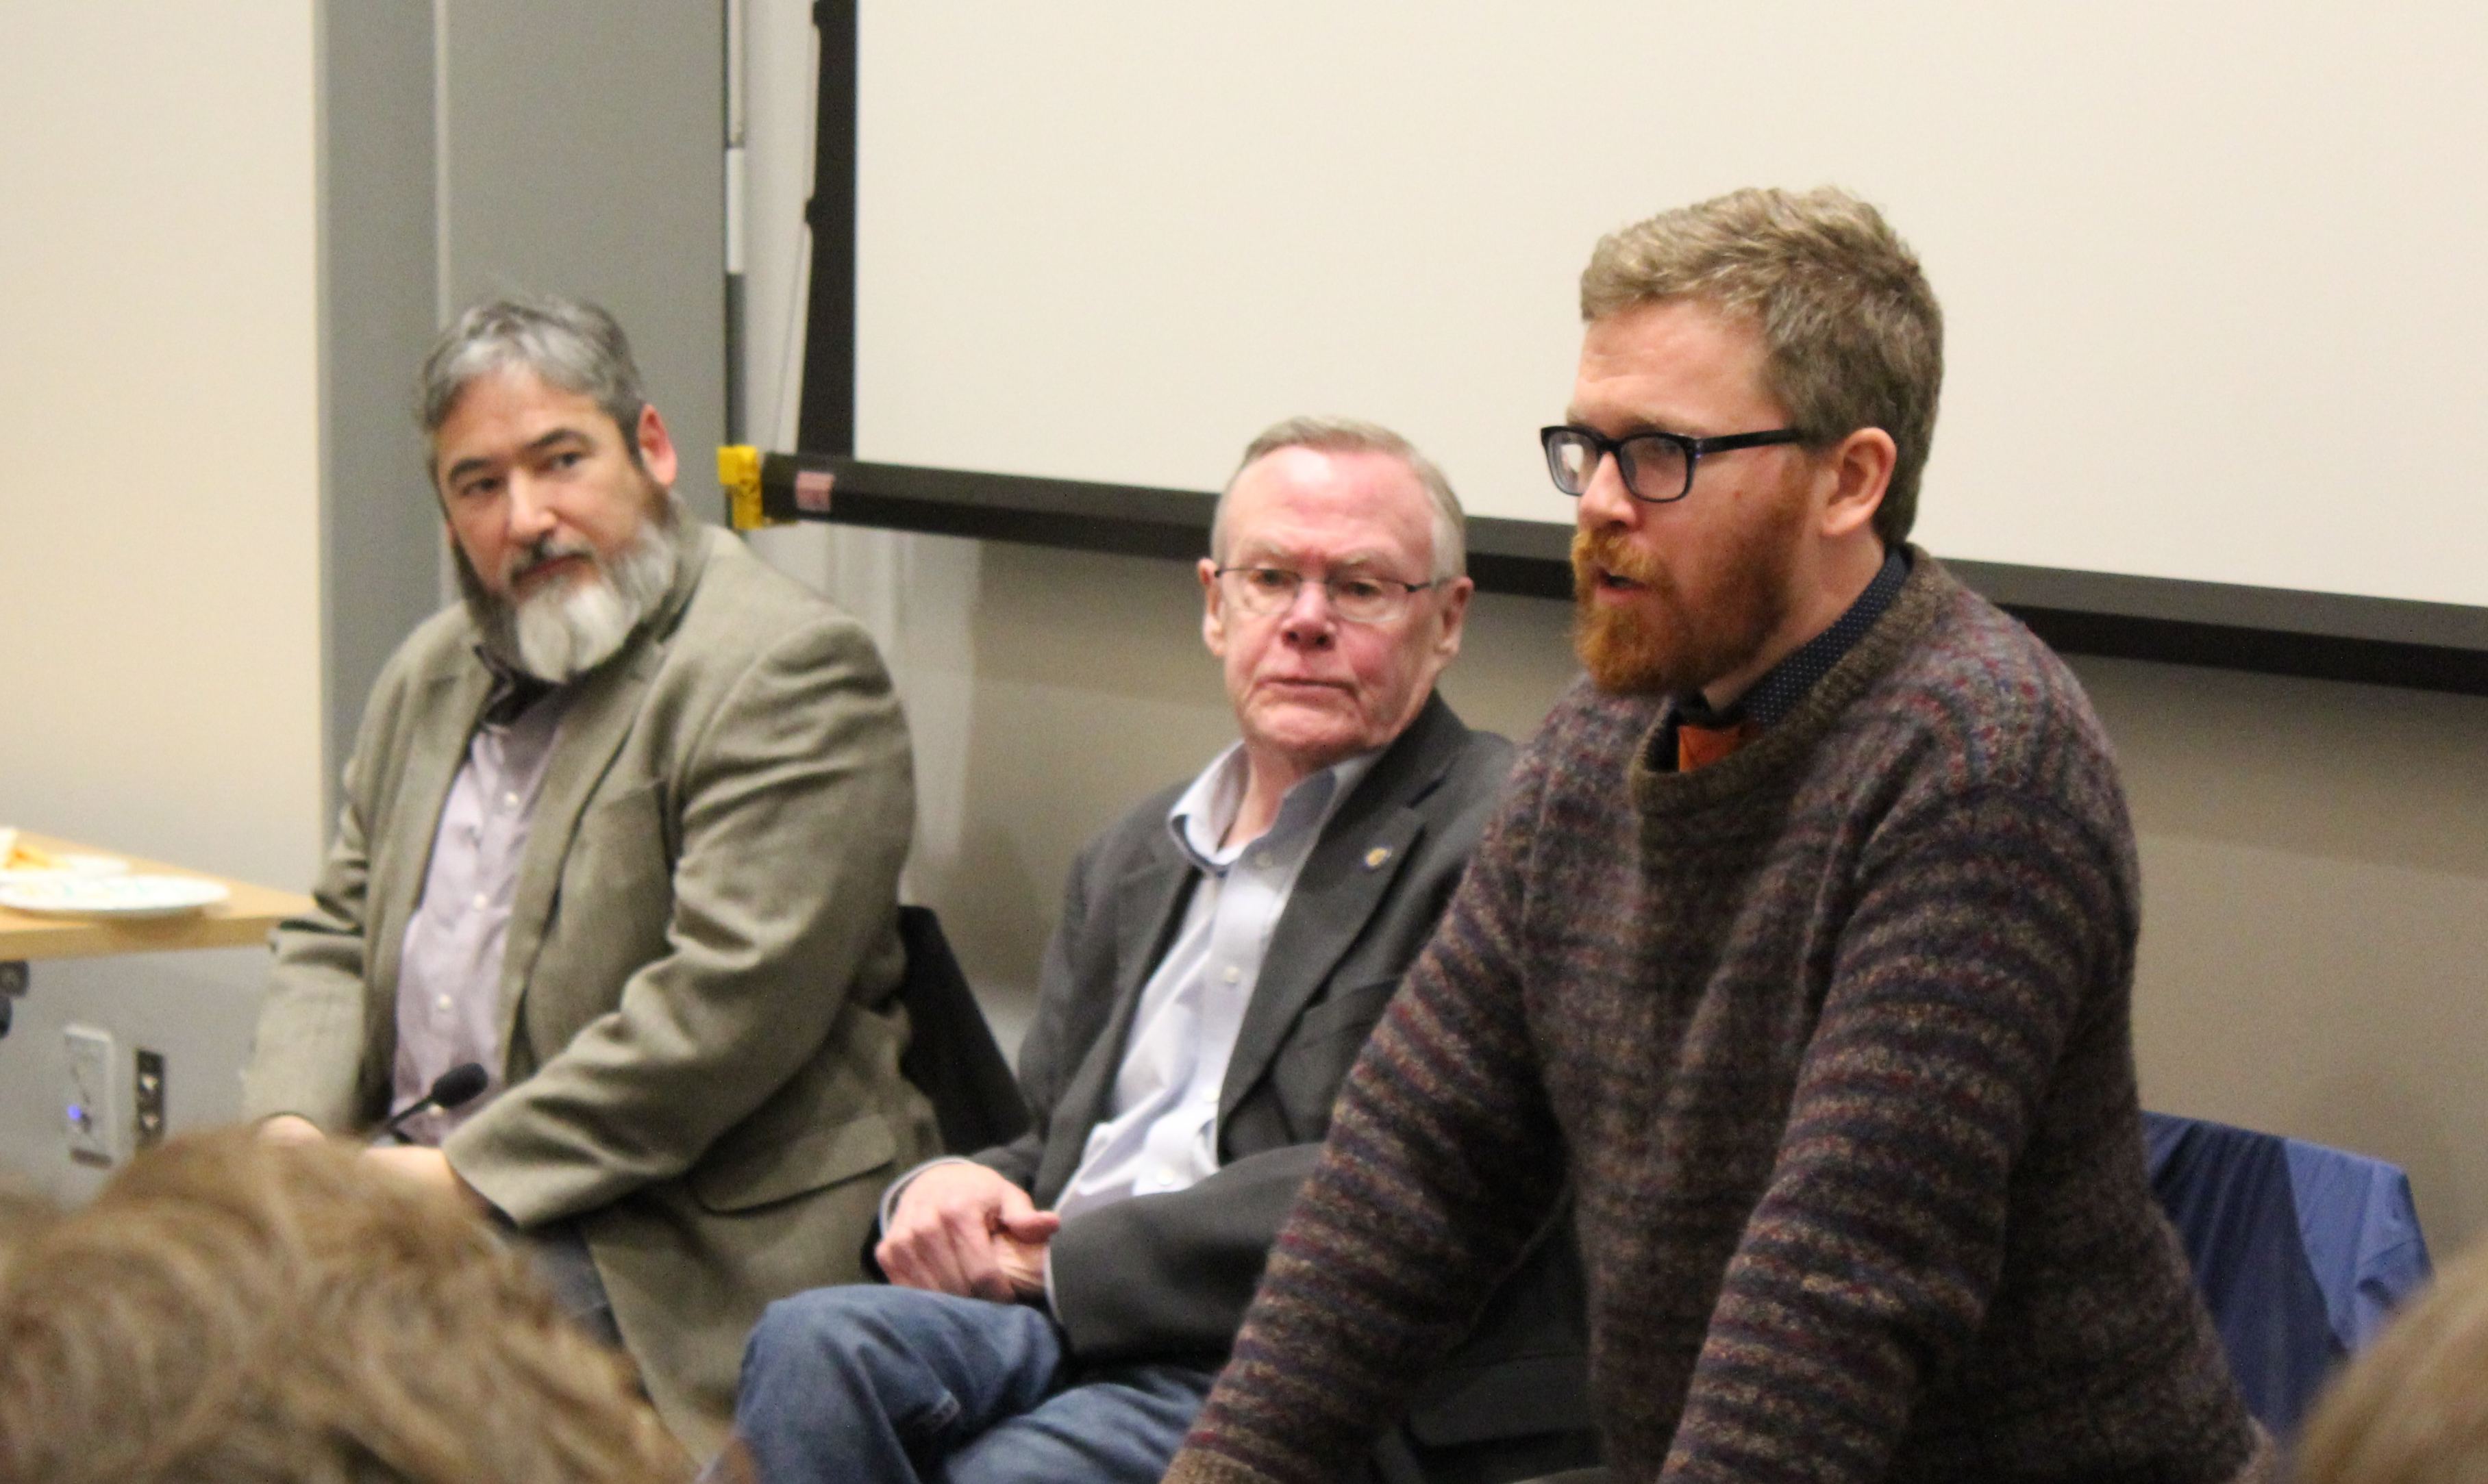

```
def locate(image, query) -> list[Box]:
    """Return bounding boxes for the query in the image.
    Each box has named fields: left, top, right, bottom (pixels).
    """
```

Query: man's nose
left=506, top=473, right=561, bottom=538
left=1576, top=449, right=1641, bottom=531
left=1277, top=579, right=1339, bottom=648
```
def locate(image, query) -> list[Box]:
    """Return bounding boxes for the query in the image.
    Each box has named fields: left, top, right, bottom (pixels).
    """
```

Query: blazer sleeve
left=974, top=814, right=1149, bottom=1193
left=240, top=672, right=398, bottom=1131
left=445, top=614, right=915, bottom=1225
left=1045, top=1140, right=1324, bottom=1359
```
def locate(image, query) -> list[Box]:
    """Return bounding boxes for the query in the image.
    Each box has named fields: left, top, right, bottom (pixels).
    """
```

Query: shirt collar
left=1167, top=744, right=1380, bottom=873
left=471, top=645, right=559, bottom=728
left=1673, top=544, right=1912, bottom=732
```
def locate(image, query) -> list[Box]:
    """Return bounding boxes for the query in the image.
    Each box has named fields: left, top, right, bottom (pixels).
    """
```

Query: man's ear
left=1199, top=557, right=1228, bottom=657
left=1432, top=576, right=1474, bottom=663
left=634, top=403, right=680, bottom=490
left=1819, top=427, right=1896, bottom=541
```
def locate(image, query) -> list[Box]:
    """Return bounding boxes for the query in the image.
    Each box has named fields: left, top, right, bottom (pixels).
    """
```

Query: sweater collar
left=1670, top=545, right=1912, bottom=736
left=1629, top=547, right=1951, bottom=819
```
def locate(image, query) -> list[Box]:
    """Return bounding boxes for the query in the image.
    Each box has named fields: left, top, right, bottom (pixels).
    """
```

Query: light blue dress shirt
left=876, top=744, right=1376, bottom=1265
left=1054, top=743, right=1373, bottom=1218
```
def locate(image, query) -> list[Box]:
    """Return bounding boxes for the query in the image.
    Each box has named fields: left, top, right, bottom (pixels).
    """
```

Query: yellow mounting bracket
left=718, top=444, right=776, bottom=531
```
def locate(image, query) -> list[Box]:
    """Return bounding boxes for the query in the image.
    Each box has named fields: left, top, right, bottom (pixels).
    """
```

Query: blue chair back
left=2143, top=1112, right=2431, bottom=1435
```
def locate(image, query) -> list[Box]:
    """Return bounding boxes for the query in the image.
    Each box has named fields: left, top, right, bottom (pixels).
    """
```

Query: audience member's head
left=1201, top=416, right=1474, bottom=787
left=0, top=1128, right=687, bottom=1484
left=1579, top=184, right=1943, bottom=545
left=2296, top=1239, right=2488, bottom=1484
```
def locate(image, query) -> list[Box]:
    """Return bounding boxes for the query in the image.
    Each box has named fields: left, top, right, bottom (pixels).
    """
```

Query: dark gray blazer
left=981, top=692, right=1511, bottom=1362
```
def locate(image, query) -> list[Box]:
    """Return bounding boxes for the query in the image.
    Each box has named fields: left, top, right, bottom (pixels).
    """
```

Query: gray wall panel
left=440, top=0, right=727, bottom=516
left=319, top=0, right=444, bottom=815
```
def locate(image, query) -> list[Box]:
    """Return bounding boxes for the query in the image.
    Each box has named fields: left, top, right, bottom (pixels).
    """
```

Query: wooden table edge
left=1, top=833, right=314, bottom=964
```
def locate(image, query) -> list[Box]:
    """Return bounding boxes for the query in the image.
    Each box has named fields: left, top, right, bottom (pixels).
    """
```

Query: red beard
left=1570, top=489, right=1807, bottom=696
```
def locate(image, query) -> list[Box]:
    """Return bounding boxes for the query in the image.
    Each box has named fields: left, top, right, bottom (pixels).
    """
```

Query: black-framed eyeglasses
left=1212, top=566, right=1441, bottom=625
left=1540, top=424, right=1806, bottom=505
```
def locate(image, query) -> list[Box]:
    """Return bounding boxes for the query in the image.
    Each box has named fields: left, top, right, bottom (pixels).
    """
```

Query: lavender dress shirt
left=388, top=684, right=571, bottom=1144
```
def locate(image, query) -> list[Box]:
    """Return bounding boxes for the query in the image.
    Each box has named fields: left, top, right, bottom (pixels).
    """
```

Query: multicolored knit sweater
left=1164, top=557, right=2265, bottom=1484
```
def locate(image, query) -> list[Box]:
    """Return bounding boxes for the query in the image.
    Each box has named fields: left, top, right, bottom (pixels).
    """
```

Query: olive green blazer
left=243, top=526, right=936, bottom=1455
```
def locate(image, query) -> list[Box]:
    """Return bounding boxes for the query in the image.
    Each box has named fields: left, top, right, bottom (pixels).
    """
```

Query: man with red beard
left=1161, top=189, right=2271, bottom=1484
left=242, top=297, right=932, bottom=1459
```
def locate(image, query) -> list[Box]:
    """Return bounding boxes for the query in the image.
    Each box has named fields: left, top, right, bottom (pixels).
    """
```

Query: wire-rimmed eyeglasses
left=1540, top=424, right=1805, bottom=505
left=1212, top=566, right=1441, bottom=625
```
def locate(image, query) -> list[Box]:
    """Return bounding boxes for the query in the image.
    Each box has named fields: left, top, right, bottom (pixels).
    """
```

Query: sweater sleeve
left=1658, top=787, right=2131, bottom=1483
left=1167, top=745, right=1569, bottom=1484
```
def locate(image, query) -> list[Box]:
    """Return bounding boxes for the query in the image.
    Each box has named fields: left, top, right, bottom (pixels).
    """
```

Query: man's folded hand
left=876, top=1161, right=1061, bottom=1303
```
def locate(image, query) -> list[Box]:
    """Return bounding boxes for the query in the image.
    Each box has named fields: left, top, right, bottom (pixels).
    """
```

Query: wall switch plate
left=64, top=1024, right=115, bottom=1166
left=134, top=1048, right=168, bottom=1150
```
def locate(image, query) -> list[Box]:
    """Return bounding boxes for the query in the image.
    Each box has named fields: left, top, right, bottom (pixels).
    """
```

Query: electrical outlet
left=134, top=1048, right=168, bottom=1150
left=64, top=1024, right=116, bottom=1167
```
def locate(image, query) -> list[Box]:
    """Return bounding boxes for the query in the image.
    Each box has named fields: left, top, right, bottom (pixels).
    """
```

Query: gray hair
left=1216, top=416, right=1467, bottom=581
left=1580, top=186, right=1943, bottom=546
left=419, top=295, right=648, bottom=456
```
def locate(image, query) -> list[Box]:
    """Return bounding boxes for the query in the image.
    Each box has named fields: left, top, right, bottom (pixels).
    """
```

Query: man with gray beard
left=243, top=297, right=935, bottom=1459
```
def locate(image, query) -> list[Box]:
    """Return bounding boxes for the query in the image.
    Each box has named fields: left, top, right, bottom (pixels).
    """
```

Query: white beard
left=462, top=503, right=682, bottom=684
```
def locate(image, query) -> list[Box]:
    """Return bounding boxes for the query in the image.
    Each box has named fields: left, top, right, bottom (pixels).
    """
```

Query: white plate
left=0, top=874, right=230, bottom=919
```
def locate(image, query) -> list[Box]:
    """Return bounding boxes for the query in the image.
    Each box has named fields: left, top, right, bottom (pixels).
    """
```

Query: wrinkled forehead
left=1221, top=447, right=1436, bottom=572
left=429, top=366, right=632, bottom=471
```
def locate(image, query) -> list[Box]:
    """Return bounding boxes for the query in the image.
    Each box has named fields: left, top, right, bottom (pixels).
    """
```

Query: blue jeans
left=731, top=1285, right=1217, bottom=1484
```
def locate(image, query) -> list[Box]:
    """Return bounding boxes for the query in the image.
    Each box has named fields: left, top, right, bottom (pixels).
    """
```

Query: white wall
left=2100, top=657, right=2488, bottom=1252
left=0, top=8, right=327, bottom=1195
left=0, top=8, right=325, bottom=885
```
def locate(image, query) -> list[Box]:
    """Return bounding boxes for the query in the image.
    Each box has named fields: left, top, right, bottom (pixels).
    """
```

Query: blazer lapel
left=497, top=650, right=654, bottom=1020
left=1216, top=694, right=1460, bottom=1120
left=1216, top=803, right=1419, bottom=1121
left=493, top=527, right=710, bottom=1060
left=1034, top=840, right=1197, bottom=1200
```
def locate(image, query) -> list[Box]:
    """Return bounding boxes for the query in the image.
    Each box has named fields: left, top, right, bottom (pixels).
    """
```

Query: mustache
left=1571, top=527, right=1665, bottom=589
left=505, top=536, right=601, bottom=590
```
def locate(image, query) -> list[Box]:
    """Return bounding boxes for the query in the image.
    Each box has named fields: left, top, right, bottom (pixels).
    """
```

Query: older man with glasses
left=1162, top=188, right=2272, bottom=1484
left=723, top=418, right=1589, bottom=1484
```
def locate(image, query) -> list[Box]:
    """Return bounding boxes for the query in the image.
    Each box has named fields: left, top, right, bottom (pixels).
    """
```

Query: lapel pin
left=1364, top=846, right=1393, bottom=870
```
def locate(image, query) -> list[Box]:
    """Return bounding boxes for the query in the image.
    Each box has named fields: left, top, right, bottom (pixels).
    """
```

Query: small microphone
left=377, top=1062, right=490, bottom=1142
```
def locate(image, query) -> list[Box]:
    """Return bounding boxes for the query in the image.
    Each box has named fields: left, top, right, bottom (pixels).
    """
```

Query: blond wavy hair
left=2296, top=1237, right=2488, bottom=1484
left=0, top=1129, right=687, bottom=1484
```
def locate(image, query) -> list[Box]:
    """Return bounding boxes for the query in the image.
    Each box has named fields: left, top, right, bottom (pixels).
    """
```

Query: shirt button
left=435, top=994, right=453, bottom=1011
left=471, top=892, right=490, bottom=910
left=1222, top=965, right=1241, bottom=983
left=502, top=792, right=521, bottom=808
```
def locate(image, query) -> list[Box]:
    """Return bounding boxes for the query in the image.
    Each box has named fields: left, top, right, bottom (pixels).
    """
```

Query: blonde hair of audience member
left=2296, top=1239, right=2488, bottom=1484
left=0, top=1128, right=687, bottom=1484
left=1579, top=184, right=1942, bottom=546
